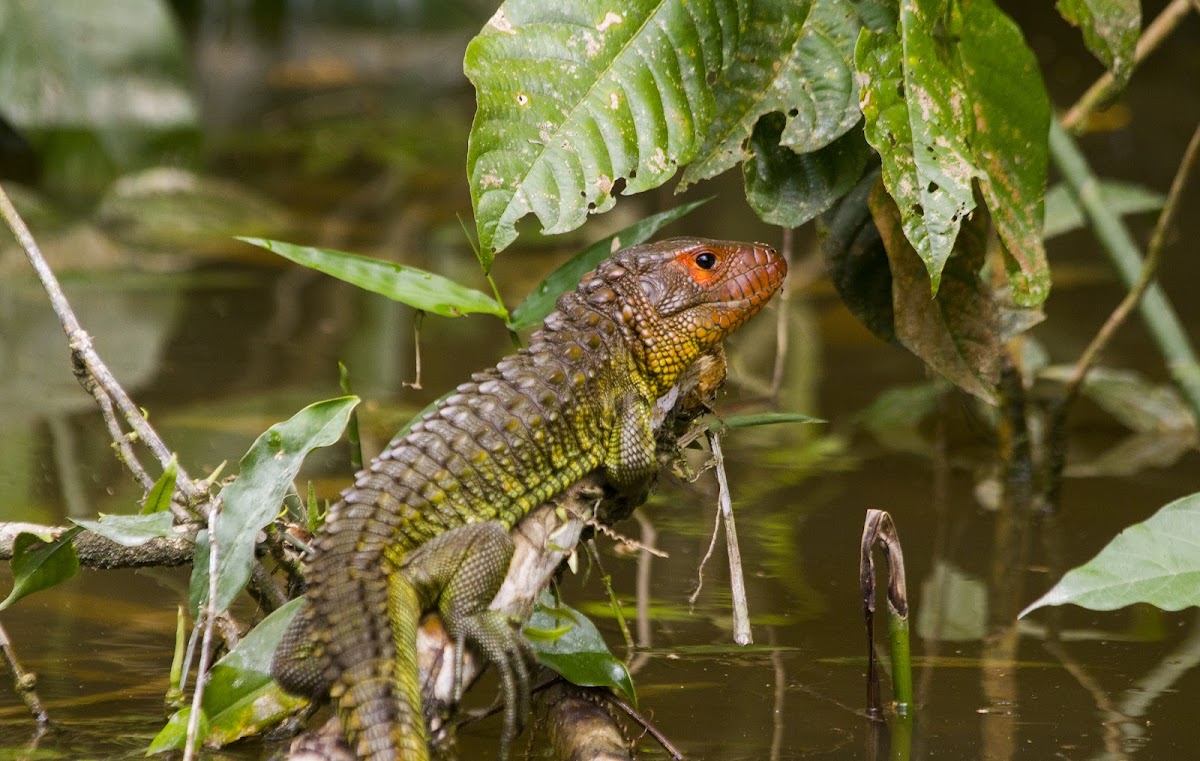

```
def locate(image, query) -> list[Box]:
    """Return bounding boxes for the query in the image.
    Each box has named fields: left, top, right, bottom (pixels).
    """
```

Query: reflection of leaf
left=465, top=0, right=739, bottom=258
left=1022, top=493, right=1200, bottom=617
left=1041, top=366, right=1195, bottom=433
left=856, top=382, right=940, bottom=454
left=526, top=594, right=636, bottom=705
left=506, top=200, right=710, bottom=331
left=0, top=528, right=82, bottom=611
left=743, top=114, right=870, bottom=228
left=1043, top=181, right=1165, bottom=240
left=681, top=0, right=862, bottom=189
left=1066, top=430, right=1198, bottom=478
left=871, top=182, right=1000, bottom=403
left=151, top=599, right=307, bottom=750
left=241, top=238, right=506, bottom=319
left=1056, top=0, right=1140, bottom=86
left=198, top=396, right=359, bottom=614
left=917, top=562, right=987, bottom=642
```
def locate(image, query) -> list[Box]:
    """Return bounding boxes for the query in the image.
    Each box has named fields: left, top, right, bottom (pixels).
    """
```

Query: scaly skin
left=272, top=237, right=787, bottom=760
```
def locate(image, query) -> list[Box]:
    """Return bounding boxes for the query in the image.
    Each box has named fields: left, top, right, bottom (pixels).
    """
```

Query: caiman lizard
left=272, top=237, right=787, bottom=760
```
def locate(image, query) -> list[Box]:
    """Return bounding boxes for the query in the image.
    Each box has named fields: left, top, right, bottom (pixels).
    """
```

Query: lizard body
left=272, top=237, right=786, bottom=759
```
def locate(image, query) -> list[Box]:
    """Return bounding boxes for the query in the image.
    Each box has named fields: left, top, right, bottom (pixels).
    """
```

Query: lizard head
left=582, top=237, right=787, bottom=393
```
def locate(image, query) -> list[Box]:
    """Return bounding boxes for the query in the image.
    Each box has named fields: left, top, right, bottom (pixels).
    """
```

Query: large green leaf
left=526, top=595, right=636, bottom=705
left=466, top=0, right=744, bottom=260
left=957, top=0, right=1051, bottom=306
left=855, top=5, right=980, bottom=295
left=856, top=0, right=1051, bottom=306
left=679, top=0, right=862, bottom=189
left=238, top=238, right=507, bottom=319
left=151, top=598, right=307, bottom=751
left=506, top=199, right=710, bottom=331
left=197, top=396, right=359, bottom=614
left=743, top=114, right=870, bottom=228
left=0, top=528, right=82, bottom=611
left=871, top=182, right=999, bottom=403
left=1056, top=0, right=1140, bottom=86
left=1021, top=493, right=1200, bottom=617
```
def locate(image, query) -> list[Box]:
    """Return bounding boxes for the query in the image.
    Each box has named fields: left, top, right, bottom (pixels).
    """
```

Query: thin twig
left=687, top=480, right=723, bottom=607
left=769, top=227, right=794, bottom=400
left=0, top=183, right=198, bottom=507
left=1061, top=121, right=1200, bottom=404
left=605, top=692, right=687, bottom=761
left=1047, top=120, right=1200, bottom=419
left=0, top=618, right=49, bottom=725
left=707, top=431, right=752, bottom=645
left=1061, top=0, right=1194, bottom=132
left=183, top=504, right=221, bottom=761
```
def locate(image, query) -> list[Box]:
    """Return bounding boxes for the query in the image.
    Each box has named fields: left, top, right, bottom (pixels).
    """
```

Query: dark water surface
left=2, top=2, right=1199, bottom=759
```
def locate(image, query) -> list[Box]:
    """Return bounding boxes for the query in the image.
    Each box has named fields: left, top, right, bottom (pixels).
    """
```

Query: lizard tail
left=318, top=559, right=429, bottom=761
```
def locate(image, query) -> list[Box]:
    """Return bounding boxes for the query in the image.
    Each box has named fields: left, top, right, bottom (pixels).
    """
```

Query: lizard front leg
left=601, top=391, right=658, bottom=506
left=401, top=521, right=533, bottom=759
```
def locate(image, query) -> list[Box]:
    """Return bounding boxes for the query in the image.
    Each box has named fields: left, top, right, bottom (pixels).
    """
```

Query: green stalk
left=1047, top=121, right=1200, bottom=419
left=887, top=602, right=913, bottom=716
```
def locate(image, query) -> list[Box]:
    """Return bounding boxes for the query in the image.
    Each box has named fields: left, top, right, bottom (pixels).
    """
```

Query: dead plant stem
left=0, top=618, right=49, bottom=725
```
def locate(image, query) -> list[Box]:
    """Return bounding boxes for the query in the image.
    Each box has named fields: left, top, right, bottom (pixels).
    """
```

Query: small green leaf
left=466, top=0, right=742, bottom=257
left=148, top=706, right=210, bottom=755
left=152, top=599, right=306, bottom=752
left=200, top=396, right=359, bottom=614
left=713, top=412, right=825, bottom=430
left=1056, top=0, right=1140, bottom=86
left=0, top=528, right=83, bottom=611
left=743, top=114, right=870, bottom=228
left=238, top=237, right=506, bottom=319
left=526, top=595, right=636, bottom=705
left=1043, top=181, right=1165, bottom=240
left=72, top=513, right=175, bottom=548
left=506, top=200, right=710, bottom=331
left=1021, top=492, right=1200, bottom=617
left=142, top=456, right=178, bottom=514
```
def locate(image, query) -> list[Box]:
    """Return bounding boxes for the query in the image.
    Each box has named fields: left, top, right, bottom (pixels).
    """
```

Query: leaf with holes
left=857, top=0, right=1051, bottom=306
left=466, top=0, right=744, bottom=261
left=957, top=0, right=1051, bottom=306
left=855, top=4, right=980, bottom=295
left=679, top=0, right=862, bottom=190
left=871, top=182, right=999, bottom=403
left=743, top=113, right=871, bottom=228
left=1056, top=0, right=1140, bottom=86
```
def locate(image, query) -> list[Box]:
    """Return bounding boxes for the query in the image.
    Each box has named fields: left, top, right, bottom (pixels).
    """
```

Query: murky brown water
left=2, top=2, right=1199, bottom=759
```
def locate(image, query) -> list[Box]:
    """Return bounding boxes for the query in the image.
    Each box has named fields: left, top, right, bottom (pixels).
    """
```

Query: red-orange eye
left=694, top=251, right=717, bottom=270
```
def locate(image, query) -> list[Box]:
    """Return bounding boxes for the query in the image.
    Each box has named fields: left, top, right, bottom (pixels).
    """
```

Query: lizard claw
left=452, top=610, right=535, bottom=759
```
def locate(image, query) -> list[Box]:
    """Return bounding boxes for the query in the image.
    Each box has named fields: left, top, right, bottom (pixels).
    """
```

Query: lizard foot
left=452, top=609, right=535, bottom=759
